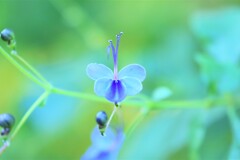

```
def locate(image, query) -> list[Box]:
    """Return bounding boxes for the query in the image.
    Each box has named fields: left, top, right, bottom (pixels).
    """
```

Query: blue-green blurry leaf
left=195, top=53, right=240, bottom=94
left=228, top=142, right=240, bottom=160
left=191, top=8, right=240, bottom=65
left=189, top=110, right=206, bottom=160
left=119, top=110, right=197, bottom=159
left=199, top=107, right=231, bottom=160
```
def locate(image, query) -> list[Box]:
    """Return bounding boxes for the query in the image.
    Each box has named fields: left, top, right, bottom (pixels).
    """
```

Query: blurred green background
left=0, top=0, right=240, bottom=159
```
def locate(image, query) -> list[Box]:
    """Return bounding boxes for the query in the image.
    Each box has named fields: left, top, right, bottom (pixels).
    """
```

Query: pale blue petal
left=105, top=80, right=126, bottom=103
left=94, top=78, right=112, bottom=96
left=81, top=126, right=124, bottom=160
left=86, top=63, right=113, bottom=80
left=121, top=77, right=142, bottom=96
left=91, top=126, right=116, bottom=149
left=119, top=64, right=146, bottom=82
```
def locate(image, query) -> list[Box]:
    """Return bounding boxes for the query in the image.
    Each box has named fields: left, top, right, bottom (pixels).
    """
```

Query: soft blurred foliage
left=0, top=0, right=240, bottom=159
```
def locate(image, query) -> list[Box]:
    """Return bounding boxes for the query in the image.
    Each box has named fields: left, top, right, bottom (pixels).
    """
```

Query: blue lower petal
left=105, top=80, right=126, bottom=103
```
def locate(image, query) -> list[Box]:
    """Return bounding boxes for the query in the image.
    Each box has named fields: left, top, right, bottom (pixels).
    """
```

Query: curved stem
left=0, top=45, right=214, bottom=110
left=105, top=106, right=118, bottom=131
left=52, top=87, right=212, bottom=109
left=13, top=53, right=50, bottom=86
left=126, top=108, right=149, bottom=137
left=10, top=91, right=50, bottom=141
left=149, top=99, right=210, bottom=109
left=0, top=44, right=214, bottom=112
left=51, top=87, right=107, bottom=104
left=0, top=141, right=9, bottom=155
left=0, top=46, right=49, bottom=89
left=0, top=91, right=50, bottom=155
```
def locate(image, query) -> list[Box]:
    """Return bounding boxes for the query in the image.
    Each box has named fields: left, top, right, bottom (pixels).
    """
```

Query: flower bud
left=1, top=28, right=15, bottom=45
left=0, top=113, right=15, bottom=136
left=96, top=111, right=108, bottom=127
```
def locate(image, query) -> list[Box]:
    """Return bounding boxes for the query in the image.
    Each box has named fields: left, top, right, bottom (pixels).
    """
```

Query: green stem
left=126, top=108, right=149, bottom=137
left=0, top=46, right=49, bottom=89
left=105, top=106, right=118, bottom=131
left=52, top=87, right=147, bottom=107
left=0, top=44, right=213, bottom=110
left=149, top=100, right=209, bottom=109
left=13, top=53, right=50, bottom=86
left=52, top=87, right=211, bottom=109
left=0, top=91, right=50, bottom=155
left=0, top=44, right=214, bottom=110
left=51, top=87, right=107, bottom=104
left=9, top=91, right=50, bottom=141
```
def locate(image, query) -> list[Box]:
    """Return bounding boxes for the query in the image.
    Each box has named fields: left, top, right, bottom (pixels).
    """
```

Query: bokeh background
left=0, top=0, right=240, bottom=159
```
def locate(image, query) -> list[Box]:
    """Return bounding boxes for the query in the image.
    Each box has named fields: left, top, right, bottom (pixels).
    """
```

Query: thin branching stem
left=0, top=46, right=50, bottom=89
left=13, top=53, right=50, bottom=85
left=105, top=106, right=118, bottom=132
left=52, top=87, right=213, bottom=109
left=9, top=91, right=50, bottom=141
left=0, top=91, right=50, bottom=155
left=0, top=44, right=225, bottom=157
left=126, top=108, right=149, bottom=137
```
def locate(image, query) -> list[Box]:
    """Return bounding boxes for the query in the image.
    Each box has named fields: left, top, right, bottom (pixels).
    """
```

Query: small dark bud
left=1, top=128, right=10, bottom=136
left=114, top=102, right=119, bottom=107
left=0, top=113, right=15, bottom=136
left=99, top=126, right=105, bottom=136
left=1, top=28, right=15, bottom=45
left=96, top=111, right=108, bottom=127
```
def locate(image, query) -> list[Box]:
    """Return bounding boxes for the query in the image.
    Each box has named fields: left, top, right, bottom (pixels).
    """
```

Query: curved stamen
left=108, top=40, right=117, bottom=80
left=115, top=32, right=123, bottom=54
left=108, top=32, right=123, bottom=80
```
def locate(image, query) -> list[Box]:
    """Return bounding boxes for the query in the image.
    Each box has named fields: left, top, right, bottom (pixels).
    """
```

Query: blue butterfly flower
left=86, top=32, right=146, bottom=103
